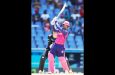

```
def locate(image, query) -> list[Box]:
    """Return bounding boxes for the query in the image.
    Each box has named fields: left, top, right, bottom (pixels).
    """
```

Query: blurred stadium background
left=31, top=0, right=84, bottom=73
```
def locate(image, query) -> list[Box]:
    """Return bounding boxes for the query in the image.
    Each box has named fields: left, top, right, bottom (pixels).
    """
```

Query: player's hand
left=51, top=17, right=58, bottom=25
left=53, top=17, right=58, bottom=21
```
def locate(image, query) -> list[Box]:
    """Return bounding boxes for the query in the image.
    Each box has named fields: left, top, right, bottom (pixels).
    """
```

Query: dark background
left=1, top=0, right=105, bottom=75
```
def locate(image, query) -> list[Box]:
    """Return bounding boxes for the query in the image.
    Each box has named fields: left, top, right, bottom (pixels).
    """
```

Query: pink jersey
left=55, top=32, right=68, bottom=45
left=53, top=21, right=69, bottom=45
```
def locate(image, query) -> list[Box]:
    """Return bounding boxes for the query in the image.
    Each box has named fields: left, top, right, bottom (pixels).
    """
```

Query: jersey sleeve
left=51, top=24, right=59, bottom=32
left=55, top=22, right=68, bottom=35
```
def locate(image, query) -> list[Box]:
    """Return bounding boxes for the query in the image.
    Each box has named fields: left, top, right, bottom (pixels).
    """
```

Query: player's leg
left=65, top=57, right=70, bottom=70
left=65, top=56, right=73, bottom=73
left=64, top=52, right=71, bottom=71
left=57, top=46, right=70, bottom=72
left=38, top=34, right=53, bottom=72
left=48, top=43, right=56, bottom=73
left=38, top=49, right=49, bottom=72
left=48, top=52, right=55, bottom=73
left=58, top=57, right=70, bottom=72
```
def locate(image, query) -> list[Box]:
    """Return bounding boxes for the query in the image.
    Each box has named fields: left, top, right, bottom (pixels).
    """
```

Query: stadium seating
left=32, top=40, right=36, bottom=48
left=31, top=7, right=35, bottom=15
left=64, top=41, right=68, bottom=48
left=31, top=0, right=84, bottom=70
left=31, top=26, right=83, bottom=49
left=31, top=0, right=84, bottom=49
left=68, top=41, right=76, bottom=48
left=35, top=35, right=44, bottom=48
left=75, top=35, right=83, bottom=49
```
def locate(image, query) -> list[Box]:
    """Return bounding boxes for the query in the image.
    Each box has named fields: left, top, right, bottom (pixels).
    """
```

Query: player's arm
left=50, top=17, right=67, bottom=35
left=46, top=34, right=52, bottom=50
left=50, top=17, right=59, bottom=32
left=55, top=22, right=67, bottom=35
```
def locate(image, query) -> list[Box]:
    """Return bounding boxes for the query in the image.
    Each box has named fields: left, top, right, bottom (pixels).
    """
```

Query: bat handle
left=50, top=17, right=58, bottom=25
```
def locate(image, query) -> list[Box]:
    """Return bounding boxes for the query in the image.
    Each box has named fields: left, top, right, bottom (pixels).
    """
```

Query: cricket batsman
left=38, top=18, right=70, bottom=73
left=48, top=17, right=71, bottom=73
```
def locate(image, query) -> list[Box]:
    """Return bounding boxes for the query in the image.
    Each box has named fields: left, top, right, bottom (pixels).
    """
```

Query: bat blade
left=57, top=3, right=67, bottom=18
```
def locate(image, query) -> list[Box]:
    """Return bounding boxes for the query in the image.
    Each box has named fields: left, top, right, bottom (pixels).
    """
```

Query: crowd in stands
left=31, top=0, right=84, bottom=40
